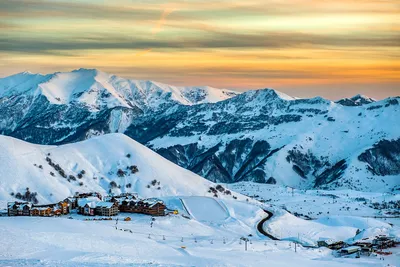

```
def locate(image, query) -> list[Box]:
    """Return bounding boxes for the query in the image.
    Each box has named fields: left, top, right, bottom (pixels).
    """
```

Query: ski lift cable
left=116, top=226, right=282, bottom=245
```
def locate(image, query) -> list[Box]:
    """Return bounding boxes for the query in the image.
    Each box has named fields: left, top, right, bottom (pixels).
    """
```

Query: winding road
left=256, top=209, right=280, bottom=240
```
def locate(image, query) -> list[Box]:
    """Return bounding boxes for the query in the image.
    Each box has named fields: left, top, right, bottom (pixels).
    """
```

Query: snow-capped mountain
left=0, top=69, right=237, bottom=142
left=0, top=133, right=240, bottom=203
left=335, top=94, right=376, bottom=106
left=0, top=69, right=399, bottom=192
left=131, top=89, right=399, bottom=192
left=0, top=68, right=236, bottom=110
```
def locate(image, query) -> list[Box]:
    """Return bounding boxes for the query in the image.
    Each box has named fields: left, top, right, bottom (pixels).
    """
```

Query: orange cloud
left=151, top=8, right=177, bottom=35
left=136, top=7, right=177, bottom=57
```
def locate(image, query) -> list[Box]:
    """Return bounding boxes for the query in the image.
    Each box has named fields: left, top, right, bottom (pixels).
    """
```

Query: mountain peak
left=335, top=94, right=375, bottom=106
left=74, top=67, right=97, bottom=72
left=71, top=68, right=101, bottom=75
left=240, top=88, right=296, bottom=103
left=351, top=94, right=376, bottom=102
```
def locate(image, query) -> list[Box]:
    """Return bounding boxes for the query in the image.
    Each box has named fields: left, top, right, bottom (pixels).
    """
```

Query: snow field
left=1, top=215, right=398, bottom=267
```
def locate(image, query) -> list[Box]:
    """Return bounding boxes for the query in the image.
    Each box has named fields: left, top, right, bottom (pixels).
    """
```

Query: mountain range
left=1, top=69, right=399, bottom=192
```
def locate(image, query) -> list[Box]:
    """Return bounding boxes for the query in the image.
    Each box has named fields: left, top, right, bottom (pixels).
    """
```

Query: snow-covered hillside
left=0, top=69, right=399, bottom=191
left=0, top=133, right=242, bottom=204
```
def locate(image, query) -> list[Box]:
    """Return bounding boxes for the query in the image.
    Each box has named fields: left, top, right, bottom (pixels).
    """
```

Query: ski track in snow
left=181, top=196, right=230, bottom=222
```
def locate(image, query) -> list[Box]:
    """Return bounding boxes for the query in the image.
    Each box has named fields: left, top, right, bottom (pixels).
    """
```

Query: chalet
left=118, top=198, right=166, bottom=216
left=53, top=206, right=62, bottom=216
left=31, top=206, right=52, bottom=216
left=83, top=202, right=97, bottom=216
left=141, top=198, right=166, bottom=216
left=353, top=242, right=374, bottom=255
left=95, top=202, right=119, bottom=216
left=317, top=238, right=335, bottom=247
left=317, top=238, right=345, bottom=250
left=7, top=202, right=32, bottom=216
left=372, top=236, right=396, bottom=249
left=340, top=246, right=361, bottom=256
left=58, top=201, right=69, bottom=215
left=77, top=196, right=101, bottom=214
left=76, top=197, right=120, bottom=216
left=31, top=203, right=65, bottom=216
left=63, top=197, right=76, bottom=210
left=119, top=200, right=141, bottom=213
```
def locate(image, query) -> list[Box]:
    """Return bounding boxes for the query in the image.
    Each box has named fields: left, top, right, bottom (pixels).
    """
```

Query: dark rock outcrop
left=358, top=139, right=400, bottom=176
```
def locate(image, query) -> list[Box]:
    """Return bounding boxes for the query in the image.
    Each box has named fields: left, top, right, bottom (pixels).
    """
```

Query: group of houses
left=76, top=196, right=120, bottom=216
left=76, top=193, right=167, bottom=217
left=317, top=238, right=346, bottom=250
left=8, top=192, right=168, bottom=217
left=352, top=235, right=397, bottom=255
left=7, top=201, right=69, bottom=217
left=317, top=235, right=398, bottom=256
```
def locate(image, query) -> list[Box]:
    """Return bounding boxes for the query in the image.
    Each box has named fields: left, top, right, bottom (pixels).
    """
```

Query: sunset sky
left=1, top=0, right=399, bottom=99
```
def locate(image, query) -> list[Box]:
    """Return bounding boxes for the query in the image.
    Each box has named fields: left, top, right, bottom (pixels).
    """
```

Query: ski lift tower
left=287, top=186, right=294, bottom=197
left=240, top=237, right=250, bottom=251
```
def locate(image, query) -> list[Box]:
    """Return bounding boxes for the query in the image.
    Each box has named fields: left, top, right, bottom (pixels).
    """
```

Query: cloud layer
left=1, top=0, right=399, bottom=99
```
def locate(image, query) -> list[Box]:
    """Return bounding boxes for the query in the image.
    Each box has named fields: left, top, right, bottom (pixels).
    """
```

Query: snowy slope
left=181, top=197, right=230, bottom=222
left=0, top=133, right=243, bottom=203
left=3, top=216, right=398, bottom=267
left=265, top=207, right=396, bottom=246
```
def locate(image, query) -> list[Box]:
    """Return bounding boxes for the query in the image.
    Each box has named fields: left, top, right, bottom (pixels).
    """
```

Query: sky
left=0, top=0, right=399, bottom=100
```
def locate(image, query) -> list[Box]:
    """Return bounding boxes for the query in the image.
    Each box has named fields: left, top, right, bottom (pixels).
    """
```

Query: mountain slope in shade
left=0, top=133, right=240, bottom=204
left=0, top=69, right=399, bottom=192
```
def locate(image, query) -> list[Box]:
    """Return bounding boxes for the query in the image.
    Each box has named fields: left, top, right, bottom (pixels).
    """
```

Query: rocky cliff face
left=1, top=69, right=399, bottom=192
left=155, top=139, right=282, bottom=183
left=358, top=139, right=400, bottom=176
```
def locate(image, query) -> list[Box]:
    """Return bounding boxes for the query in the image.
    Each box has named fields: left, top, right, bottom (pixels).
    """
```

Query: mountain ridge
left=0, top=68, right=238, bottom=111
left=0, top=69, right=399, bottom=192
left=2, top=68, right=390, bottom=105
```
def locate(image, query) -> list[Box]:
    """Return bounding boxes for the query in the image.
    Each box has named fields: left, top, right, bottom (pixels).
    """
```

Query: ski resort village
left=0, top=133, right=398, bottom=266
left=7, top=192, right=167, bottom=217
